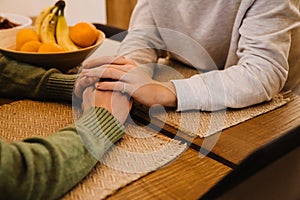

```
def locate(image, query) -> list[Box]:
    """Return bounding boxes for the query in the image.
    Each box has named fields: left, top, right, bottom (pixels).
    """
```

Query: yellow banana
left=56, top=10, right=78, bottom=51
left=40, top=6, right=59, bottom=44
left=34, top=5, right=55, bottom=38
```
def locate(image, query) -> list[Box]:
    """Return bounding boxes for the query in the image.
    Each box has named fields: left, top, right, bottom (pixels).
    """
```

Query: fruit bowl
left=0, top=27, right=105, bottom=73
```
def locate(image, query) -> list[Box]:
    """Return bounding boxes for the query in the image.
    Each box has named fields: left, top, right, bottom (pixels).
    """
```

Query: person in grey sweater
left=80, top=0, right=300, bottom=111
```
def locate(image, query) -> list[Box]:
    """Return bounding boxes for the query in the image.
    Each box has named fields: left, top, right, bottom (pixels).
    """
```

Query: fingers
left=81, top=65, right=130, bottom=80
left=82, top=56, right=135, bottom=69
left=75, top=61, right=136, bottom=99
left=83, top=63, right=134, bottom=74
left=74, top=75, right=99, bottom=99
left=95, top=81, right=129, bottom=94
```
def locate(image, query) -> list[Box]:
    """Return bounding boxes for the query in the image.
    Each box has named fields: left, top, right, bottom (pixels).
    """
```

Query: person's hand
left=81, top=61, right=177, bottom=108
left=82, top=86, right=132, bottom=124
left=82, top=56, right=136, bottom=69
left=74, top=75, right=99, bottom=99
left=73, top=56, right=134, bottom=99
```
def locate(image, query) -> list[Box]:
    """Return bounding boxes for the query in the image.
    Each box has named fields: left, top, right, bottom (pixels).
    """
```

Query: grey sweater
left=118, top=0, right=300, bottom=111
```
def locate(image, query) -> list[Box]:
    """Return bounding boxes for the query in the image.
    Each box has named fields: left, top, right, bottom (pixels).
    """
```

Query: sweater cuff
left=75, top=107, right=125, bottom=160
left=42, top=73, right=77, bottom=103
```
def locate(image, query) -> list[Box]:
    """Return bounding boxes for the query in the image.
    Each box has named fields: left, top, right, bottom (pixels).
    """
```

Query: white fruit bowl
left=0, top=13, right=32, bottom=31
left=0, top=27, right=105, bottom=73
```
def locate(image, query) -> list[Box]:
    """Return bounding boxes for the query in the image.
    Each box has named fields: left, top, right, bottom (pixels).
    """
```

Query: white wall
left=0, top=0, right=106, bottom=25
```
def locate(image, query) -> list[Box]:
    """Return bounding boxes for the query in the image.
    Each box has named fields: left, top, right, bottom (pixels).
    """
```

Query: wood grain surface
left=107, top=149, right=231, bottom=200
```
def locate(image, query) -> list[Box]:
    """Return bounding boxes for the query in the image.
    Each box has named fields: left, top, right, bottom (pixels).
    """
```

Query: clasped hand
left=75, top=56, right=177, bottom=108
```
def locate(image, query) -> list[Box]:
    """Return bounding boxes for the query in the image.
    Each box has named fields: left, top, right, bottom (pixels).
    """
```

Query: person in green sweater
left=0, top=54, right=132, bottom=200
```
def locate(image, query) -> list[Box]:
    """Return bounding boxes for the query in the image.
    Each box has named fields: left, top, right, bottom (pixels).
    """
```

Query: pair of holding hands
left=76, top=56, right=177, bottom=121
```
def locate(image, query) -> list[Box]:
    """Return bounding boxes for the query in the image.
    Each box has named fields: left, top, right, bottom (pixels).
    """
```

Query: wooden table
left=131, top=95, right=300, bottom=167
left=108, top=149, right=231, bottom=200
left=103, top=93, right=299, bottom=199
left=0, top=94, right=299, bottom=199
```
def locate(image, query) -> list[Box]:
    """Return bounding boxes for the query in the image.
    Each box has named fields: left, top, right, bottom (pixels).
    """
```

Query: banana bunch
left=34, top=0, right=78, bottom=51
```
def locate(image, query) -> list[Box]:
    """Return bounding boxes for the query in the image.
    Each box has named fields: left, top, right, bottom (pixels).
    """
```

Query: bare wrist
left=159, top=82, right=177, bottom=107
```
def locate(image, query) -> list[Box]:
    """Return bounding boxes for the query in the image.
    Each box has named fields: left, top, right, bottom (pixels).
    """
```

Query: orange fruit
left=20, top=41, right=42, bottom=52
left=16, top=28, right=40, bottom=50
left=69, top=22, right=99, bottom=48
left=37, top=42, right=64, bottom=53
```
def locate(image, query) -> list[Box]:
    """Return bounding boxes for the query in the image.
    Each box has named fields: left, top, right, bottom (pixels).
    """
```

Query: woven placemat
left=144, top=93, right=292, bottom=138
left=0, top=100, right=186, bottom=199
left=145, top=59, right=293, bottom=137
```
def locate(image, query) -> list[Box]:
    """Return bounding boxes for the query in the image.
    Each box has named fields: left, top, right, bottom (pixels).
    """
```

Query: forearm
left=0, top=131, right=96, bottom=200
left=171, top=63, right=284, bottom=111
left=171, top=1, right=295, bottom=111
left=0, top=55, right=76, bottom=102
left=0, top=107, right=125, bottom=200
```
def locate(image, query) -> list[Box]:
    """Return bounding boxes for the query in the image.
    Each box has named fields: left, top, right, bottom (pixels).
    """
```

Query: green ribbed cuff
left=75, top=107, right=125, bottom=160
left=44, top=73, right=77, bottom=102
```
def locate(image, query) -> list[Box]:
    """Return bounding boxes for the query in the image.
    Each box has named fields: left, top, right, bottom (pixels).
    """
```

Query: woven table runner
left=0, top=100, right=187, bottom=199
left=140, top=93, right=291, bottom=138
left=140, top=59, right=293, bottom=137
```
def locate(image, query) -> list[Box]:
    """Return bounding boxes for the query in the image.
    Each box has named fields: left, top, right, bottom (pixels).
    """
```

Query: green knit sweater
left=0, top=55, right=125, bottom=199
